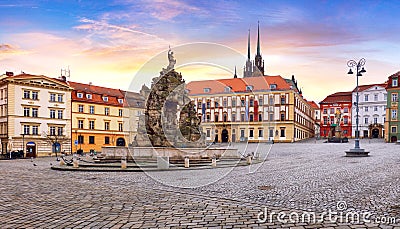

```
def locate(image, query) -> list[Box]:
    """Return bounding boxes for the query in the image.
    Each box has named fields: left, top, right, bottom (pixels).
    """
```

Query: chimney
left=6, top=72, right=14, bottom=77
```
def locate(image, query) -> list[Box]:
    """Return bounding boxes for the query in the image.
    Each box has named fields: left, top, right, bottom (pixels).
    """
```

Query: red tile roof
left=186, top=75, right=293, bottom=95
left=320, top=91, right=352, bottom=104
left=307, top=101, right=319, bottom=109
left=69, top=81, right=125, bottom=106
left=352, top=83, right=387, bottom=92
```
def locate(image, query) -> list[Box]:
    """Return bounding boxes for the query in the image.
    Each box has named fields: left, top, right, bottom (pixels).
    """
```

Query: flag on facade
left=202, top=103, right=206, bottom=121
left=254, top=100, right=258, bottom=121
left=245, top=100, right=249, bottom=121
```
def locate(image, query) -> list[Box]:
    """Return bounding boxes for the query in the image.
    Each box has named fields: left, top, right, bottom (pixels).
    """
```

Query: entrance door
left=26, top=142, right=36, bottom=158
left=391, top=136, right=398, bottom=143
left=372, top=129, right=379, bottom=138
left=116, top=138, right=126, bottom=146
left=221, top=129, right=229, bottom=143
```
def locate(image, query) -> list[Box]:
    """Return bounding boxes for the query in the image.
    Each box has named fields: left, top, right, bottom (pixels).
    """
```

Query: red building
left=319, top=91, right=352, bottom=138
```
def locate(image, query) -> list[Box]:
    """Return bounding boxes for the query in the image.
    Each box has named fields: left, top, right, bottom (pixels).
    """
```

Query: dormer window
left=77, top=93, right=83, bottom=98
left=224, top=86, right=231, bottom=92
left=103, top=96, right=108, bottom=102
left=118, top=99, right=123, bottom=104
left=270, top=84, right=277, bottom=90
left=86, top=94, right=92, bottom=99
left=246, top=85, right=253, bottom=91
left=204, top=88, right=211, bottom=93
left=393, top=78, right=398, bottom=87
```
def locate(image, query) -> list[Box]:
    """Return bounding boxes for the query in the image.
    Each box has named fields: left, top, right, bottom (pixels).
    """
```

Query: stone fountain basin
left=101, top=146, right=240, bottom=160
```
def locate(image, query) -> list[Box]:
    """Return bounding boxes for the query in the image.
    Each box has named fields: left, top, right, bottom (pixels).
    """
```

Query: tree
left=42, top=131, right=71, bottom=159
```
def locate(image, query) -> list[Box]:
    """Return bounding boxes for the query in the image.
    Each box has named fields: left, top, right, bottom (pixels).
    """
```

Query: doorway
left=26, top=142, right=36, bottom=158
left=221, top=129, right=229, bottom=143
left=116, top=138, right=126, bottom=146
left=391, top=136, right=398, bottom=143
left=372, top=129, right=379, bottom=138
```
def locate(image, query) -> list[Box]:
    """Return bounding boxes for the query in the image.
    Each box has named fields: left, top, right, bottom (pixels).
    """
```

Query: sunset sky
left=1, top=0, right=400, bottom=102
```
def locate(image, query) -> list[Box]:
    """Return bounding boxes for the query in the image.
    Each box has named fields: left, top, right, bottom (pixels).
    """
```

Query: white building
left=352, top=83, right=387, bottom=138
left=0, top=73, right=73, bottom=157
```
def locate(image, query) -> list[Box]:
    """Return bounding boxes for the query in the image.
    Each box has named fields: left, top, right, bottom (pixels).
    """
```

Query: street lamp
left=346, top=58, right=369, bottom=157
left=21, top=133, right=25, bottom=158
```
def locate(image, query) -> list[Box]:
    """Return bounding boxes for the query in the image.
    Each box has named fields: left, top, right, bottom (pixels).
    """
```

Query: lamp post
left=346, top=58, right=369, bottom=156
left=21, top=133, right=25, bottom=158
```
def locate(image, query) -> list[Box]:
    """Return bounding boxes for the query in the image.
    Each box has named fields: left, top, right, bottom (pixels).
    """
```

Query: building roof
left=387, top=71, right=400, bottom=90
left=307, top=101, right=319, bottom=109
left=320, top=91, right=352, bottom=104
left=69, top=81, right=125, bottom=106
left=1, top=73, right=71, bottom=88
left=122, top=90, right=145, bottom=108
left=186, top=75, right=294, bottom=95
left=352, top=83, right=387, bottom=92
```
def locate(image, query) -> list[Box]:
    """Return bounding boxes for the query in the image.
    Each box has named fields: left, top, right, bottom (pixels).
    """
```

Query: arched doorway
left=52, top=142, right=61, bottom=153
left=221, top=129, right=229, bottom=143
left=116, top=138, right=126, bottom=146
left=26, top=142, right=36, bottom=158
left=391, top=136, right=398, bottom=143
left=372, top=129, right=379, bottom=138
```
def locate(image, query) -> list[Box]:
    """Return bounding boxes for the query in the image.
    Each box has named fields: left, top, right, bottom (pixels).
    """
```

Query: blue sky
left=1, top=0, right=400, bottom=101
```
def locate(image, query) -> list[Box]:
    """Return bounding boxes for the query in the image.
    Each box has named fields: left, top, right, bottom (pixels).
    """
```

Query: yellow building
left=69, top=82, right=129, bottom=153
left=0, top=72, right=73, bottom=157
left=187, top=75, right=314, bottom=143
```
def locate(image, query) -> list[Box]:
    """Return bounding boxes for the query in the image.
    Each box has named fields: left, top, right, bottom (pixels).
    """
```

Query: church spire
left=234, top=66, right=237, bottom=78
left=257, top=21, right=260, bottom=56
left=247, top=29, right=251, bottom=60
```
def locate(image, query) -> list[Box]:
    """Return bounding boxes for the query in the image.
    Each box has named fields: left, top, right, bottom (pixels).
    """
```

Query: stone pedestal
left=345, top=148, right=370, bottom=157
left=157, top=156, right=169, bottom=170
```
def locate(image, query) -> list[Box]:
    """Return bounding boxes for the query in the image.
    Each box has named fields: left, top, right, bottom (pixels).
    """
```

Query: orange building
left=69, top=82, right=129, bottom=153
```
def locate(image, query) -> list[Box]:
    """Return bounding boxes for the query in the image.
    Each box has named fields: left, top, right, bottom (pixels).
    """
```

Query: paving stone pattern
left=0, top=139, right=399, bottom=228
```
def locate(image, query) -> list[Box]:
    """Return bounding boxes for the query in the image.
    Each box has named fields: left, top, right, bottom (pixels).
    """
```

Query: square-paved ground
left=0, top=139, right=399, bottom=228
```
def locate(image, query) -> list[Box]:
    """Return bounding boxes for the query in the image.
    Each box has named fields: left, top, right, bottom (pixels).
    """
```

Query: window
left=32, top=126, right=38, bottom=135
left=392, top=93, right=398, bottom=102
left=258, top=113, right=262, bottom=122
left=344, top=117, right=348, bottom=124
left=215, top=115, right=219, bottom=122
left=32, top=108, right=38, bottom=117
left=86, top=94, right=92, bottom=99
left=119, top=109, right=123, bottom=117
left=323, top=109, right=327, bottom=114
left=281, top=97, right=286, bottom=105
left=104, top=122, right=110, bottom=130
left=50, top=110, right=56, bottom=119
left=224, top=86, right=231, bottom=92
left=78, top=105, right=84, bottom=113
left=249, top=129, right=254, bottom=137
left=270, top=84, right=277, bottom=90
left=23, top=107, right=30, bottom=117
left=23, top=90, right=30, bottom=99
left=324, top=117, right=328, bottom=125
left=89, top=120, right=95, bottom=130
left=118, top=99, right=123, bottom=104
left=49, top=126, right=56, bottom=136
left=206, top=129, right=211, bottom=137
left=241, top=113, right=245, bottom=122
left=269, top=97, right=274, bottom=105
left=374, top=94, right=378, bottom=101
left=78, top=135, right=84, bottom=144
left=393, top=78, right=398, bottom=87
left=384, top=94, right=387, bottom=100
left=365, top=107, right=369, bottom=112
left=392, top=110, right=397, bottom=119
left=23, top=125, right=30, bottom=135
left=223, top=113, right=227, bottom=122
left=206, top=101, right=211, bottom=108
left=56, top=110, right=62, bottom=119
left=240, top=129, right=245, bottom=138
left=392, top=126, right=397, bottom=133
left=203, top=88, right=210, bottom=93
left=232, top=99, right=236, bottom=107
left=344, top=107, right=348, bottom=113
left=364, top=117, right=369, bottom=124
left=223, top=100, right=227, bottom=107
left=249, top=114, right=254, bottom=122
left=246, top=85, right=253, bottom=91
left=280, top=128, right=286, bottom=137
left=249, top=99, right=254, bottom=107
left=89, top=136, right=95, bottom=144
left=77, top=93, right=83, bottom=98
left=215, top=101, right=219, bottom=108
left=89, top=106, right=95, bottom=114
left=259, top=98, right=263, bottom=106
left=269, top=113, right=274, bottom=121
left=269, top=129, right=274, bottom=138
left=374, top=106, right=378, bottom=112
left=57, top=127, right=63, bottom=136
left=50, top=93, right=56, bottom=102
left=78, top=120, right=84, bottom=129
left=105, top=107, right=110, bottom=116
left=258, top=129, right=263, bottom=138
left=57, top=94, right=63, bottom=102
left=231, top=113, right=236, bottom=122
left=241, top=99, right=245, bottom=106
left=280, top=113, right=285, bottom=121
left=330, top=108, right=334, bottom=114
left=105, top=136, right=110, bottom=144
left=364, top=94, right=369, bottom=102
left=32, top=91, right=38, bottom=100
left=103, top=96, right=108, bottom=102
left=374, top=117, right=378, bottom=124
left=118, top=123, right=123, bottom=132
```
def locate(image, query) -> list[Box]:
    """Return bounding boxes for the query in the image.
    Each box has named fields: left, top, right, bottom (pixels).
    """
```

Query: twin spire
left=243, top=21, right=265, bottom=78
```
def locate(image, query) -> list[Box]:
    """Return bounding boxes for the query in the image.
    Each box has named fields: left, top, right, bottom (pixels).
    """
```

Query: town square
left=1, top=0, right=400, bottom=228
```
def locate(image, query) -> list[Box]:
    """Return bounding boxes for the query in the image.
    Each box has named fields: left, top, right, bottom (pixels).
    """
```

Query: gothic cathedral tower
left=243, top=22, right=265, bottom=78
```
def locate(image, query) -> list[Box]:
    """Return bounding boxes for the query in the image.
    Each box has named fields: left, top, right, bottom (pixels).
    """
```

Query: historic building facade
left=243, top=22, right=265, bottom=78
left=319, top=92, right=352, bottom=138
left=385, top=71, right=400, bottom=142
left=69, top=82, right=129, bottom=153
left=308, top=101, right=320, bottom=139
left=124, top=90, right=145, bottom=145
left=352, top=83, right=387, bottom=138
left=187, top=75, right=315, bottom=143
left=0, top=73, right=73, bottom=157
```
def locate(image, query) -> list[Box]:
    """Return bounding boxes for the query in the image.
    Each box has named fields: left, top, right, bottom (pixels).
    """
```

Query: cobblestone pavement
left=0, top=139, right=399, bottom=228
